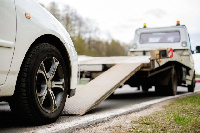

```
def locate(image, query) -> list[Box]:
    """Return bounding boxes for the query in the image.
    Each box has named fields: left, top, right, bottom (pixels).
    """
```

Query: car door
left=0, top=0, right=16, bottom=85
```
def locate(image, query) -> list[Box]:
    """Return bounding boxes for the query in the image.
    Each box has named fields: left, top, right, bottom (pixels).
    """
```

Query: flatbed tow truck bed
left=63, top=52, right=193, bottom=115
left=63, top=56, right=149, bottom=115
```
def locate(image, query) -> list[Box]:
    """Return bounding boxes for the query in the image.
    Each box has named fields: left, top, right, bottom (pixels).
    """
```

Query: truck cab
left=130, top=22, right=193, bottom=59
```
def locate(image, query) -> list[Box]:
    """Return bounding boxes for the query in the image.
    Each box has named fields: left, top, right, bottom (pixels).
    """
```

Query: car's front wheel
left=9, top=43, right=69, bottom=124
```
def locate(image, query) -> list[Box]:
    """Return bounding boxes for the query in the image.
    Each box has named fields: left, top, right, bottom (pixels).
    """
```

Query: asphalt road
left=0, top=83, right=199, bottom=133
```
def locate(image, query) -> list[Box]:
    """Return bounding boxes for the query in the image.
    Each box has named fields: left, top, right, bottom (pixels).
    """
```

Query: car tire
left=9, top=43, right=69, bottom=125
left=188, top=74, right=195, bottom=92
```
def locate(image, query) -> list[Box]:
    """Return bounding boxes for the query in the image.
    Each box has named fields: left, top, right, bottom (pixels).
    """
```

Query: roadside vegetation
left=116, top=94, right=200, bottom=132
left=196, top=74, right=200, bottom=78
left=40, top=2, right=128, bottom=57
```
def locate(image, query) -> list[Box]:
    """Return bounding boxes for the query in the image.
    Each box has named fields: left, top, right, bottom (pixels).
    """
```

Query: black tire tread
left=167, top=70, right=177, bottom=96
left=9, top=43, right=66, bottom=125
left=188, top=74, right=195, bottom=92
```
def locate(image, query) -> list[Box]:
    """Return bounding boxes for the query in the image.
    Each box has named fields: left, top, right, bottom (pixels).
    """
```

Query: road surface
left=0, top=83, right=199, bottom=133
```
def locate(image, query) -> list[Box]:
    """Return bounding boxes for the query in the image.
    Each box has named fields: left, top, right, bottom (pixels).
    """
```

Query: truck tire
left=188, top=74, right=195, bottom=92
left=9, top=43, right=68, bottom=125
left=167, top=69, right=177, bottom=96
left=155, top=85, right=168, bottom=95
left=142, top=85, right=149, bottom=92
left=155, top=85, right=162, bottom=94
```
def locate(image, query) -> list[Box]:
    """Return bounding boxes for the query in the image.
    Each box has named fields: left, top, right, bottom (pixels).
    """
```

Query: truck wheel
left=155, top=85, right=161, bottom=94
left=167, top=69, right=177, bottom=96
left=142, top=85, right=149, bottom=92
left=155, top=85, right=166, bottom=95
left=9, top=43, right=68, bottom=124
left=188, top=74, right=195, bottom=92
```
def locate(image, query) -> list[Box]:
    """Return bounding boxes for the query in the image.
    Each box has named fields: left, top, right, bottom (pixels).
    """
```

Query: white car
left=0, top=0, right=78, bottom=124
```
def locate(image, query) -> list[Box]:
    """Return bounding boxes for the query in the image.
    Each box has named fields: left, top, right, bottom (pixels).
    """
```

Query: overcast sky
left=39, top=0, right=200, bottom=49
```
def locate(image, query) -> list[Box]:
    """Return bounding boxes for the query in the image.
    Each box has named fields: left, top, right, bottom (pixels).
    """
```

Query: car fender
left=0, top=0, right=78, bottom=96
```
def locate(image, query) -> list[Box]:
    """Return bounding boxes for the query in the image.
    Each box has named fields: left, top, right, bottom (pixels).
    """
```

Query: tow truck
left=126, top=21, right=195, bottom=94
left=63, top=21, right=195, bottom=115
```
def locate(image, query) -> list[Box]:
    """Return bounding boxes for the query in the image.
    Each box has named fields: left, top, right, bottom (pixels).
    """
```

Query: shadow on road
left=0, top=110, right=23, bottom=128
left=109, top=90, right=188, bottom=99
left=0, top=88, right=191, bottom=128
left=88, top=89, right=188, bottom=114
left=0, top=103, right=36, bottom=128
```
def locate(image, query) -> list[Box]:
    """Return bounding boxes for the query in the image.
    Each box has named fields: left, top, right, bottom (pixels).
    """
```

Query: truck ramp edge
left=63, top=63, right=143, bottom=115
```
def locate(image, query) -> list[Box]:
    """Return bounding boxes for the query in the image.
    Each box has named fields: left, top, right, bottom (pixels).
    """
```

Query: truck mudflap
left=63, top=63, right=143, bottom=115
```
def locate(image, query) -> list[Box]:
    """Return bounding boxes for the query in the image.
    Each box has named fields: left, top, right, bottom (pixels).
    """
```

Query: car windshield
left=140, top=31, right=180, bottom=44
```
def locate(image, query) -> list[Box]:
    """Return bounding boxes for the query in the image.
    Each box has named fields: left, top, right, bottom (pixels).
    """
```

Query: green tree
left=46, top=2, right=128, bottom=57
left=48, top=2, right=60, bottom=21
left=72, top=35, right=88, bottom=55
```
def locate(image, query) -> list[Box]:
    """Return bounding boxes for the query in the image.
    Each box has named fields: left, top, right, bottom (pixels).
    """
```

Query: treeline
left=42, top=2, right=127, bottom=56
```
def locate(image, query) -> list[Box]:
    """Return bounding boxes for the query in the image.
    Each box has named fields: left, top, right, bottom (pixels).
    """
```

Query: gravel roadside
left=73, top=100, right=173, bottom=133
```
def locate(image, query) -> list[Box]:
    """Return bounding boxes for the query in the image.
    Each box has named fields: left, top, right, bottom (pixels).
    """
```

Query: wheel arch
left=23, top=34, right=72, bottom=95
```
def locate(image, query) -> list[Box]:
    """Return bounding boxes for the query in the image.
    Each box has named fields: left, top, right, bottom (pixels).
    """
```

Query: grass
left=115, top=93, right=200, bottom=133
left=196, top=74, right=200, bottom=78
left=78, top=82, right=88, bottom=85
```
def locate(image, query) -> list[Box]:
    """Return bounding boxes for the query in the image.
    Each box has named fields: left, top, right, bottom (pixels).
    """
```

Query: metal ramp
left=63, top=63, right=143, bottom=115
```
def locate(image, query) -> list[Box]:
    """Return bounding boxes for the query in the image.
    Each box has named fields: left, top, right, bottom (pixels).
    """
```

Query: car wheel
left=9, top=43, right=68, bottom=124
left=188, top=74, right=195, bottom=92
